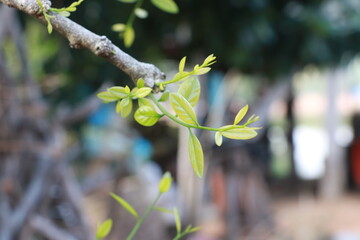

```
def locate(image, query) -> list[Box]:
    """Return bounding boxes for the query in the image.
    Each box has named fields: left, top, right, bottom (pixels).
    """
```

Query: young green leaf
left=137, top=78, right=145, bottom=88
left=108, top=86, right=130, bottom=99
left=158, top=171, right=172, bottom=193
left=112, top=23, right=126, bottom=32
left=154, top=207, right=174, bottom=214
left=173, top=207, right=181, bottom=234
left=138, top=97, right=153, bottom=107
left=124, top=26, right=135, bottom=47
left=220, top=126, right=258, bottom=140
left=58, top=11, right=70, bottom=17
left=110, top=193, right=139, bottom=219
left=215, top=131, right=223, bottom=146
left=178, top=77, right=200, bottom=107
left=158, top=91, right=170, bottom=102
left=234, top=104, right=248, bottom=125
left=97, top=92, right=119, bottom=102
left=134, top=87, right=152, bottom=98
left=134, top=8, right=148, bottom=19
left=193, top=67, right=211, bottom=75
left=188, top=130, right=204, bottom=178
left=96, top=219, right=113, bottom=240
left=151, top=0, right=179, bottom=14
left=179, top=56, right=186, bottom=72
left=118, top=0, right=138, bottom=3
left=170, top=93, right=198, bottom=125
left=134, top=106, right=162, bottom=126
left=116, top=101, right=122, bottom=114
left=119, top=97, right=133, bottom=117
left=203, top=54, right=216, bottom=66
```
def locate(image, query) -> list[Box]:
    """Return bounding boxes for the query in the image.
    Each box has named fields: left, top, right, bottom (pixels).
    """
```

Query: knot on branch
left=135, top=63, right=166, bottom=90
left=94, top=36, right=114, bottom=57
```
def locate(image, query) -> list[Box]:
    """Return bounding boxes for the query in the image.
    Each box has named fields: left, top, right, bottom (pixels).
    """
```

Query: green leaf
left=110, top=193, right=139, bottom=219
left=108, top=86, right=130, bottom=99
left=154, top=207, right=174, bottom=214
left=234, top=105, right=248, bottom=125
left=138, top=97, right=153, bottom=107
left=58, top=11, right=71, bottom=17
left=119, top=97, right=133, bottom=117
left=172, top=71, right=189, bottom=83
left=170, top=93, right=198, bottom=125
left=68, top=0, right=84, bottom=9
left=118, top=0, right=137, bottom=2
left=96, top=219, right=112, bottom=240
left=203, top=54, right=216, bottom=66
left=124, top=26, right=135, bottom=47
left=134, top=106, right=162, bottom=126
left=220, top=126, right=258, bottom=140
left=193, top=67, right=211, bottom=75
left=215, top=131, right=223, bottom=146
left=158, top=171, right=172, bottom=193
left=151, top=0, right=179, bottom=14
left=135, top=8, right=148, bottom=19
left=178, top=77, right=200, bottom=107
left=179, top=56, right=186, bottom=72
left=97, top=92, right=118, bottom=102
left=116, top=101, right=122, bottom=114
left=112, top=23, right=126, bottom=32
left=188, top=130, right=204, bottom=178
left=158, top=91, right=169, bottom=102
left=137, top=78, right=145, bottom=88
left=173, top=207, right=181, bottom=234
left=134, top=87, right=152, bottom=98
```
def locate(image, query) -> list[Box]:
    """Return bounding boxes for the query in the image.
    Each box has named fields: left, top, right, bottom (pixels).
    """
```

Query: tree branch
left=0, top=0, right=166, bottom=88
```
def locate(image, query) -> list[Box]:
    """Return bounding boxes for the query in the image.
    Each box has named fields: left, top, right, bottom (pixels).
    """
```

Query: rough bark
left=0, top=0, right=166, bottom=88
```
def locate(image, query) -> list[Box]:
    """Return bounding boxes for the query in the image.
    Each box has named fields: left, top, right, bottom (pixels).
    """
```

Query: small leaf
left=154, top=207, right=174, bottom=214
left=118, top=0, right=137, bottom=3
left=215, top=131, right=223, bottom=146
left=119, top=97, right=133, bottom=117
left=137, top=78, right=145, bottom=88
left=170, top=93, right=198, bottom=125
left=151, top=0, right=179, bottom=14
left=172, top=71, right=189, bottom=83
left=173, top=207, right=181, bottom=234
left=178, top=77, right=200, bottom=107
left=158, top=91, right=169, bottom=102
left=220, top=126, right=258, bottom=140
left=58, top=11, right=71, bottom=17
left=108, top=86, right=130, bottom=99
left=158, top=171, right=172, bottom=193
left=134, top=106, right=162, bottom=126
left=138, top=98, right=153, bottom=107
left=112, top=23, right=126, bottom=32
left=188, top=130, right=204, bottom=178
left=179, top=56, right=186, bottom=72
left=134, top=87, right=152, bottom=98
left=193, top=67, right=211, bottom=75
left=135, top=8, right=148, bottom=19
left=124, top=26, right=135, bottom=47
left=203, top=54, right=216, bottom=66
left=96, top=219, right=112, bottom=240
left=68, top=0, right=84, bottom=9
left=110, top=193, right=139, bottom=219
left=116, top=101, right=122, bottom=113
left=97, top=92, right=118, bottom=102
left=234, top=105, right=248, bottom=125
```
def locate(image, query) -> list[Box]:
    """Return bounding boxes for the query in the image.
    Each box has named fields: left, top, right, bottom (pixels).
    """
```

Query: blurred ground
left=273, top=193, right=360, bottom=240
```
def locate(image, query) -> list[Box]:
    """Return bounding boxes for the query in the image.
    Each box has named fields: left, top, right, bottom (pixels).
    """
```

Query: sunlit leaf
left=215, top=131, right=223, bottom=146
left=158, top=91, right=169, bottom=102
left=108, top=86, right=130, bottom=99
left=178, top=77, right=200, bottom=107
left=193, top=67, right=211, bottom=75
left=151, top=0, right=179, bottom=14
left=96, top=219, right=112, bottom=240
left=110, top=193, right=138, bottom=219
left=134, top=87, right=152, bottom=98
left=58, top=11, right=70, bottom=17
left=170, top=93, right=198, bottom=125
left=203, top=54, right=216, bottom=66
left=137, top=78, right=145, bottom=88
left=188, top=130, right=204, bottom=178
left=234, top=105, right=248, bottom=125
left=138, top=97, right=153, bottom=107
left=97, top=92, right=118, bottom=102
left=135, top=8, right=148, bottom=19
left=112, top=23, right=126, bottom=32
left=124, top=26, right=135, bottom=47
left=119, top=97, right=133, bottom=117
left=179, top=56, right=186, bottom=72
left=158, top=171, right=172, bottom=193
left=220, top=126, right=258, bottom=140
left=134, top=106, right=162, bottom=126
left=173, top=207, right=181, bottom=234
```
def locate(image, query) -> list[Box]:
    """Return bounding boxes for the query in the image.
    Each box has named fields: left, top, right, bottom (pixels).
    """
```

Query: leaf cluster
left=98, top=55, right=260, bottom=178
left=113, top=0, right=179, bottom=47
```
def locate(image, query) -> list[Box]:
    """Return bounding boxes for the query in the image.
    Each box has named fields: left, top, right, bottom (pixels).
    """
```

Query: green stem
left=127, top=0, right=144, bottom=27
left=172, top=231, right=188, bottom=240
left=149, top=94, right=220, bottom=132
left=126, top=192, right=161, bottom=240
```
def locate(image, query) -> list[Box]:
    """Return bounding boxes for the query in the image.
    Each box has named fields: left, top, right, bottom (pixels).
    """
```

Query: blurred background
left=2, top=0, right=360, bottom=239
